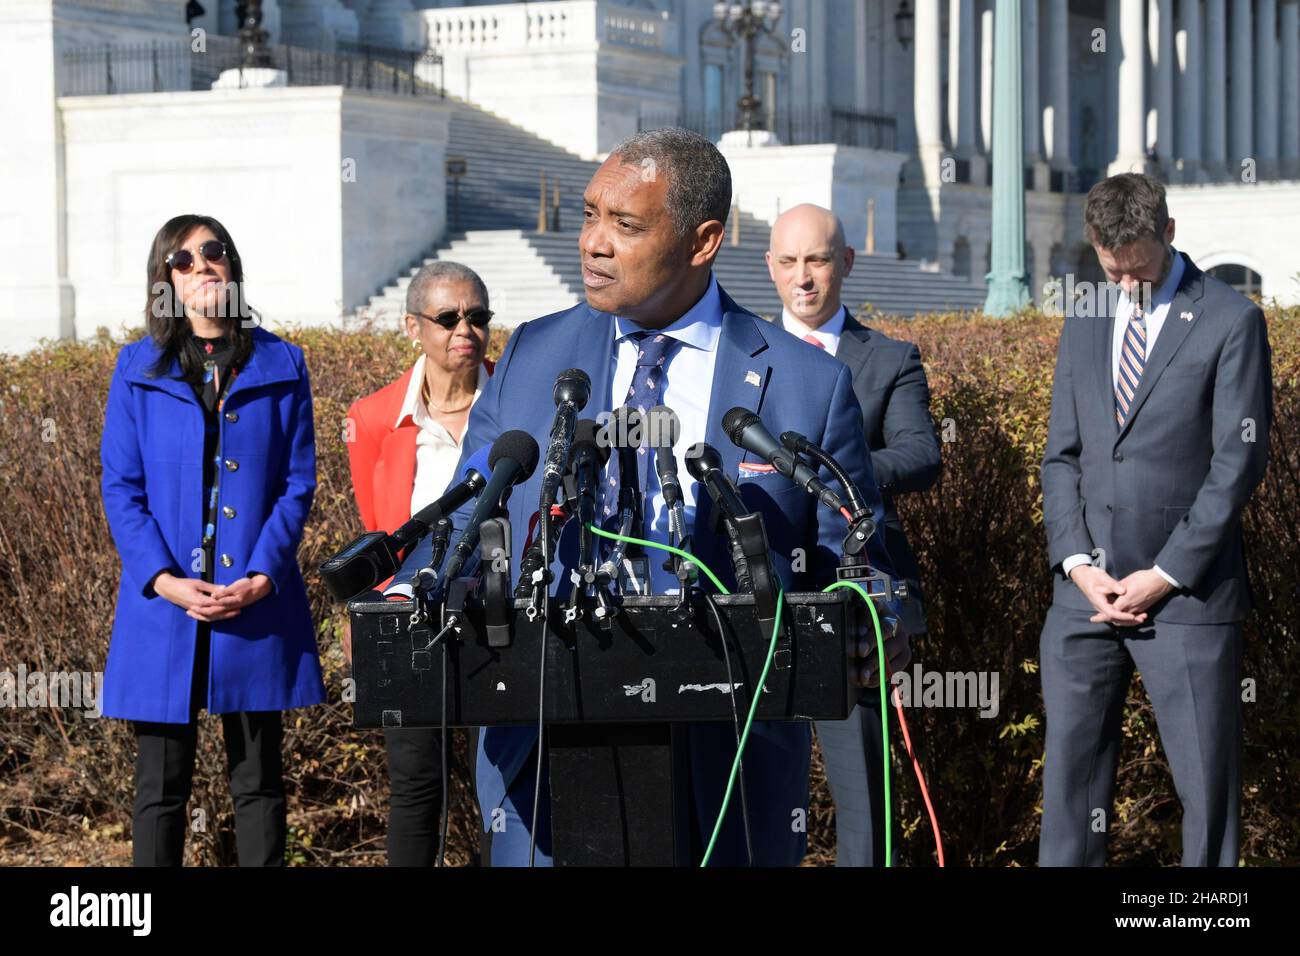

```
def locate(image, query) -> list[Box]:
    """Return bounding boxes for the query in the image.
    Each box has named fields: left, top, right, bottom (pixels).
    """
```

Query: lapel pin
left=745, top=370, right=761, bottom=387
left=1180, top=311, right=1194, bottom=322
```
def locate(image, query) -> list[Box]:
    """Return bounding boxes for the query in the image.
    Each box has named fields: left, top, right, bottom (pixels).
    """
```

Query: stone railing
left=416, top=1, right=674, bottom=55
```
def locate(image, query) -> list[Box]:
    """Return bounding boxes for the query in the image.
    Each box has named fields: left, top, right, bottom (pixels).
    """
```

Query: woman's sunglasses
left=166, top=239, right=227, bottom=273
left=413, top=308, right=493, bottom=330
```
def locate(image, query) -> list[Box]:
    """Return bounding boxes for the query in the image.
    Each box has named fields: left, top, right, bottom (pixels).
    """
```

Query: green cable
left=822, top=579, right=891, bottom=868
left=587, top=524, right=731, bottom=595
left=699, top=588, right=783, bottom=867
left=583, top=525, right=888, bottom=867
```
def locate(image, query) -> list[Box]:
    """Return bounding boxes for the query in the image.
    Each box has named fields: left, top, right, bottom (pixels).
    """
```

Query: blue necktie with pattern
left=602, top=330, right=679, bottom=534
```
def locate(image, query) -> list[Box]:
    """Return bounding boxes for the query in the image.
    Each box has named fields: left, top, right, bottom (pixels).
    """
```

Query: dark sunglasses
left=166, top=239, right=227, bottom=273
left=413, top=308, right=493, bottom=330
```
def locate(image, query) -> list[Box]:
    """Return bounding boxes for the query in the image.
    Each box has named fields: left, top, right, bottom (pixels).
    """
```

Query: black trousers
left=130, top=622, right=286, bottom=867
left=383, top=728, right=445, bottom=867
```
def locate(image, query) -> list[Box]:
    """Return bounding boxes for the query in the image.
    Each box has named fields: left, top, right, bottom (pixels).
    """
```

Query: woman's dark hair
left=144, top=214, right=257, bottom=382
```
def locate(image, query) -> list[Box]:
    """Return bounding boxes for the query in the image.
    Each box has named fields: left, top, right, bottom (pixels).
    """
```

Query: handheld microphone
left=539, top=368, right=591, bottom=509
left=685, top=443, right=780, bottom=634
left=441, top=430, right=540, bottom=587
left=319, top=447, right=491, bottom=601
left=595, top=406, right=644, bottom=584
left=721, top=407, right=844, bottom=512
left=648, top=405, right=683, bottom=509
left=685, top=442, right=747, bottom=524
left=396, top=446, right=490, bottom=551
left=568, top=418, right=610, bottom=577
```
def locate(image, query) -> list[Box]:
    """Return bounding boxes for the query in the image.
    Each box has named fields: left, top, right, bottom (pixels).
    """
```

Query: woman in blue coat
left=100, top=214, right=325, bottom=866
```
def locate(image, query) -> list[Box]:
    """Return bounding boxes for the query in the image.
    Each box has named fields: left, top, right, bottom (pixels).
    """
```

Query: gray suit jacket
left=780, top=309, right=942, bottom=633
left=1040, top=252, right=1273, bottom=624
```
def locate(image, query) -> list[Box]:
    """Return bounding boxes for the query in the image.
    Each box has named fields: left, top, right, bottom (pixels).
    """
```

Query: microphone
left=440, top=430, right=540, bottom=588
left=567, top=418, right=611, bottom=580
left=721, top=407, right=844, bottom=512
left=648, top=405, right=683, bottom=509
left=685, top=443, right=780, bottom=635
left=539, top=368, right=592, bottom=510
left=780, top=429, right=869, bottom=518
left=686, top=442, right=748, bottom=527
left=393, top=446, right=490, bottom=552
left=319, top=448, right=490, bottom=601
left=595, top=406, right=644, bottom=585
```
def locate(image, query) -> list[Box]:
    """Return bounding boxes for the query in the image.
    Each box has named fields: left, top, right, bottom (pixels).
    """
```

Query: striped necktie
left=1115, top=306, right=1147, bottom=427
left=602, top=330, right=679, bottom=532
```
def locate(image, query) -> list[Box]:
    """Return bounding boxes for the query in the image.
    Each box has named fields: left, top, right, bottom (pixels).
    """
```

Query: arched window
left=1207, top=263, right=1262, bottom=297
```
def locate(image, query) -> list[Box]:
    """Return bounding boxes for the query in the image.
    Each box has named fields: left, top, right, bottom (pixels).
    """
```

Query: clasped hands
left=1068, top=565, right=1173, bottom=626
left=154, top=572, right=273, bottom=622
left=853, top=613, right=911, bottom=688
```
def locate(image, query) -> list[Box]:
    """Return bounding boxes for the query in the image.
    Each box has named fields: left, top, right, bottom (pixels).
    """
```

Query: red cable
left=883, top=658, right=946, bottom=868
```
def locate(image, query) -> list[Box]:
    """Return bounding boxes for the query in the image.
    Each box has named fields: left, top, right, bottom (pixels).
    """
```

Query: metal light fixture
left=895, top=0, right=914, bottom=50
left=712, top=0, right=784, bottom=133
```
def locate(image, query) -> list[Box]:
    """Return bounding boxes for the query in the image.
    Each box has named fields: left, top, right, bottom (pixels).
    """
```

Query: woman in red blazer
left=346, top=262, right=494, bottom=866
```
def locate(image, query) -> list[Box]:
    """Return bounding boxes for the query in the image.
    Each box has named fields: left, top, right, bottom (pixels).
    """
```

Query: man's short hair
left=405, top=260, right=489, bottom=316
left=610, top=127, right=732, bottom=236
left=1083, top=173, right=1170, bottom=249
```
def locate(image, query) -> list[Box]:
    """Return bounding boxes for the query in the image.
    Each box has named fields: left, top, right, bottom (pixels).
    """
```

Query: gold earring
left=412, top=339, right=421, bottom=350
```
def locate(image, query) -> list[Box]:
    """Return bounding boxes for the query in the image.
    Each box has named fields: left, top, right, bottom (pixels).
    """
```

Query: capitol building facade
left=3, top=0, right=1297, bottom=353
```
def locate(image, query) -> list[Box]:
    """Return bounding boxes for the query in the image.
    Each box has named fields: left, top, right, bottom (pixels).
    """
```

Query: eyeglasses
left=413, top=308, right=493, bottom=330
left=166, top=239, right=227, bottom=273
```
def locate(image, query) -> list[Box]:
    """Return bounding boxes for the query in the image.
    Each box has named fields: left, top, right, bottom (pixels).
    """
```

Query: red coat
left=346, top=360, right=493, bottom=536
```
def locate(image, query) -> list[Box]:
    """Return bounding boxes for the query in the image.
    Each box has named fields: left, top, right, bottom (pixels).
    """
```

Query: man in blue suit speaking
left=391, top=128, right=903, bottom=865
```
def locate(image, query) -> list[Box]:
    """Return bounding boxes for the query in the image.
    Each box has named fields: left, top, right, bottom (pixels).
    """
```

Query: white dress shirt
left=395, top=354, right=488, bottom=516
left=609, top=274, right=724, bottom=594
left=781, top=304, right=847, bottom=357
left=1060, top=249, right=1186, bottom=589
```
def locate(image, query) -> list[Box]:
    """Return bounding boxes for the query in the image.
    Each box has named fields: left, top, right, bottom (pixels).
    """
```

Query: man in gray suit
left=767, top=203, right=941, bottom=866
left=1039, top=173, right=1272, bottom=866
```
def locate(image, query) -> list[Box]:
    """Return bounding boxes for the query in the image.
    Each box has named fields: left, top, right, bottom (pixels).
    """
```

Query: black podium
left=349, top=591, right=863, bottom=865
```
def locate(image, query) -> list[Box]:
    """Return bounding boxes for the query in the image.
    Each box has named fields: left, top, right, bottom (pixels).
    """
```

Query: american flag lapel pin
left=1181, top=310, right=1194, bottom=322
left=745, top=370, right=761, bottom=387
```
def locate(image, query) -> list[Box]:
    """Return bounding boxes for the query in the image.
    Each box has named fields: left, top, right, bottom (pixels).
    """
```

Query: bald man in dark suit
left=768, top=204, right=941, bottom=866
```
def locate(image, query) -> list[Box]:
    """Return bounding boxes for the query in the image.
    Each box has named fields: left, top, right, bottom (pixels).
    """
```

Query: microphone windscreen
left=460, top=446, right=492, bottom=482
left=721, top=406, right=759, bottom=446
left=489, top=430, right=541, bottom=478
left=571, top=418, right=610, bottom=466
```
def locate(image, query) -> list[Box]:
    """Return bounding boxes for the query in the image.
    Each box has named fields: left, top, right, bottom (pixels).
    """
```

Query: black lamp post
left=895, top=0, right=914, bottom=50
left=238, top=0, right=272, bottom=68
left=711, top=0, right=784, bottom=133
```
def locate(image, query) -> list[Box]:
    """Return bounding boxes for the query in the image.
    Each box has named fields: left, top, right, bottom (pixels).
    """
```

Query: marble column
left=1283, top=1, right=1300, bottom=176
left=1110, top=0, right=1148, bottom=175
left=1256, top=0, right=1280, bottom=177
left=1022, top=0, right=1049, bottom=189
left=1177, top=0, right=1204, bottom=180
left=914, top=0, right=946, bottom=182
left=1205, top=0, right=1228, bottom=176
left=1149, top=0, right=1174, bottom=169
left=1045, top=0, right=1072, bottom=182
left=1230, top=0, right=1254, bottom=171
left=948, top=0, right=980, bottom=181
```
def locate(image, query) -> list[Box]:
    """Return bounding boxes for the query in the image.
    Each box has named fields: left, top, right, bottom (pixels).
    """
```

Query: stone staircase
left=361, top=99, right=988, bottom=327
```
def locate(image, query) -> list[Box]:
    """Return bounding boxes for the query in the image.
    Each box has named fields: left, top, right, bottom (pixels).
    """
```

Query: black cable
left=436, top=605, right=449, bottom=867
left=528, top=523, right=548, bottom=867
left=703, top=591, right=754, bottom=866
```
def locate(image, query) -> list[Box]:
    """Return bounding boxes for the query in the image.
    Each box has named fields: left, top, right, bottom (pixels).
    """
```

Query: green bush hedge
left=1, top=306, right=1296, bottom=866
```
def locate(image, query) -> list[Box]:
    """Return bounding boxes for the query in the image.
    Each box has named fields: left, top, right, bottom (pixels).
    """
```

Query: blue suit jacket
left=394, top=284, right=895, bottom=862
